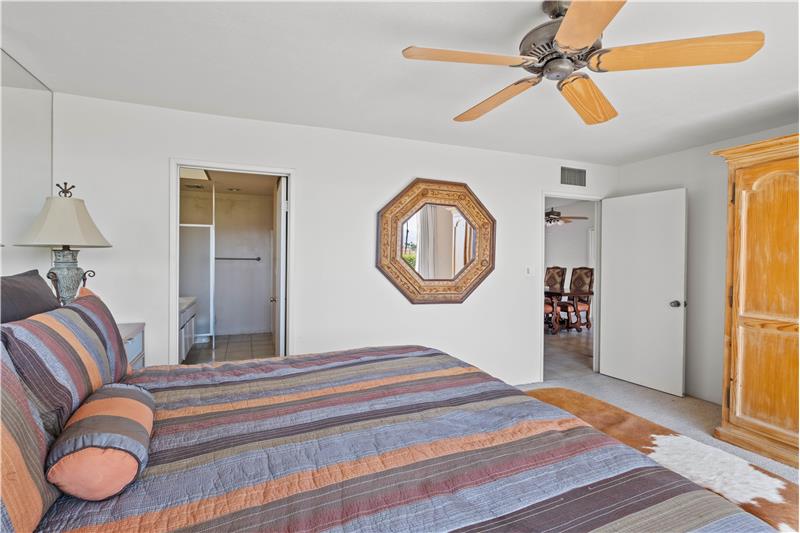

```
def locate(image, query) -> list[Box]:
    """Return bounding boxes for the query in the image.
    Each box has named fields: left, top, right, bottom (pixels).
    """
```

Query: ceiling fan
left=545, top=207, right=588, bottom=226
left=402, top=0, right=764, bottom=125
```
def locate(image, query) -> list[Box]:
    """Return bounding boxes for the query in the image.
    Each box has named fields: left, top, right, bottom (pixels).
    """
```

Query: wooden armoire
left=713, top=134, right=798, bottom=467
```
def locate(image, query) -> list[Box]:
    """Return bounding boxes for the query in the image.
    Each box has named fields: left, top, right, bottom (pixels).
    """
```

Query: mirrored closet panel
left=1, top=50, right=53, bottom=275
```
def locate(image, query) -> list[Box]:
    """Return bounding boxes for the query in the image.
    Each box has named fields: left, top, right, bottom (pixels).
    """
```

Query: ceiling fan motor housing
left=518, top=13, right=601, bottom=78
left=545, top=208, right=562, bottom=221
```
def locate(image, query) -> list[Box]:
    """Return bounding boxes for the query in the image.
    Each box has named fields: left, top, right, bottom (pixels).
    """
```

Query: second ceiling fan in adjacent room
left=545, top=207, right=588, bottom=226
left=402, top=0, right=765, bottom=125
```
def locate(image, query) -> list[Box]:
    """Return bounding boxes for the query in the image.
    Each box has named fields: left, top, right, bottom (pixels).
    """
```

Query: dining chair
left=544, top=266, right=566, bottom=334
left=558, top=267, right=594, bottom=331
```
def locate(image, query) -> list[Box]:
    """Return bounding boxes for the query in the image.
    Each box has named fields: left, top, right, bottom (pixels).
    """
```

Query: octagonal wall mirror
left=377, top=178, right=496, bottom=303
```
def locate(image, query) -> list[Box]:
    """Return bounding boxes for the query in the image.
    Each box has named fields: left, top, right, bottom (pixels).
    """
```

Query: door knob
left=269, top=297, right=277, bottom=303
left=669, top=300, right=681, bottom=307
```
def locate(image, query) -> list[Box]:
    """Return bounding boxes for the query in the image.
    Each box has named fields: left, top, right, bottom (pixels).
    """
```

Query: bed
left=34, top=345, right=770, bottom=532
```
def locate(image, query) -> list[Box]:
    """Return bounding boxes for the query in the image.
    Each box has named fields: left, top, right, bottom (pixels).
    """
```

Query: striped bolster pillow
left=45, top=383, right=155, bottom=501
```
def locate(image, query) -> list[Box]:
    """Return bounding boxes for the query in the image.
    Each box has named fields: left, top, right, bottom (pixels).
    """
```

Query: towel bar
left=215, top=256, right=261, bottom=262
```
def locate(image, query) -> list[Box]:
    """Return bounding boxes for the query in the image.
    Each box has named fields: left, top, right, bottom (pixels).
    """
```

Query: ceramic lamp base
left=48, top=248, right=84, bottom=305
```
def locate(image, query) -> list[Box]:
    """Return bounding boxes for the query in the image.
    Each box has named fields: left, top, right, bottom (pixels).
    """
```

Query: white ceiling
left=180, top=170, right=278, bottom=195
left=207, top=171, right=277, bottom=196
left=3, top=2, right=797, bottom=165
left=179, top=167, right=209, bottom=181
left=2, top=50, right=49, bottom=91
left=546, top=198, right=593, bottom=210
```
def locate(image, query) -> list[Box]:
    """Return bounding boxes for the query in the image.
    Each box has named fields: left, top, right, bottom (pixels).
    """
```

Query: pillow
left=1, top=269, right=59, bottom=323
left=45, top=383, right=155, bottom=501
left=0, top=345, right=61, bottom=532
left=2, top=305, right=117, bottom=436
left=66, top=288, right=128, bottom=382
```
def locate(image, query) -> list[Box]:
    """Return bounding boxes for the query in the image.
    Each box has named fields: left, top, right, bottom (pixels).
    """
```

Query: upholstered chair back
left=544, top=267, right=567, bottom=293
left=569, top=267, right=594, bottom=304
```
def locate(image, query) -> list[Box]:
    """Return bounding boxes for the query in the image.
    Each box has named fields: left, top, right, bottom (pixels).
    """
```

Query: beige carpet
left=528, top=388, right=798, bottom=531
left=521, top=369, right=798, bottom=484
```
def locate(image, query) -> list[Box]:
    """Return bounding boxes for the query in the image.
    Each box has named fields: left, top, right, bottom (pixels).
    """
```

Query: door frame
left=538, top=190, right=603, bottom=380
left=169, top=158, right=294, bottom=364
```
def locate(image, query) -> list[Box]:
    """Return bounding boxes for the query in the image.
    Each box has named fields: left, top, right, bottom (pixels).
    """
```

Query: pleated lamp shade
left=16, top=197, right=111, bottom=248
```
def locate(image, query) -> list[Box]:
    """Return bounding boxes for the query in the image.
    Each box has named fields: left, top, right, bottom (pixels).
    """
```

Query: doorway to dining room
left=543, top=196, right=599, bottom=381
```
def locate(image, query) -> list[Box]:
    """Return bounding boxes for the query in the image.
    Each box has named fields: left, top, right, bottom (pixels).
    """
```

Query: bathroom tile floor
left=183, top=333, right=275, bottom=364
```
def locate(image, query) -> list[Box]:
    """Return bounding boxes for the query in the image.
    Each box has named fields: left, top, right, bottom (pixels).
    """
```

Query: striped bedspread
left=37, top=346, right=771, bottom=532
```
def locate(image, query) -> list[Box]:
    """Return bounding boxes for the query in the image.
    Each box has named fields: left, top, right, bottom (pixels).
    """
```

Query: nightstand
left=118, top=322, right=145, bottom=370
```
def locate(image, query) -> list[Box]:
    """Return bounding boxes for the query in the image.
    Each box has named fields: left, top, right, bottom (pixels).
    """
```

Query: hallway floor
left=544, top=327, right=593, bottom=380
left=183, top=333, right=275, bottom=364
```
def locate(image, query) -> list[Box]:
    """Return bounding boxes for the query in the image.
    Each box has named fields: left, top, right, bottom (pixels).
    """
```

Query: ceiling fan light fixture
left=543, top=57, right=575, bottom=81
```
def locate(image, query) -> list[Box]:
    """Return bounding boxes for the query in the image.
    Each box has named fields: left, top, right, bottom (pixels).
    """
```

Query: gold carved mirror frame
left=376, top=178, right=496, bottom=304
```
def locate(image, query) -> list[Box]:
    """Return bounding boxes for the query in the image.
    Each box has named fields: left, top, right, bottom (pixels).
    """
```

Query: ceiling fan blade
left=557, top=73, right=618, bottom=125
left=454, top=76, right=542, bottom=122
left=587, top=31, right=765, bottom=72
left=561, top=216, right=589, bottom=220
left=554, top=0, right=626, bottom=54
left=402, top=46, right=533, bottom=67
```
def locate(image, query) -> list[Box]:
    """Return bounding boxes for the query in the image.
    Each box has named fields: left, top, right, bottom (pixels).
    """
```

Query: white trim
left=285, top=174, right=294, bottom=357
left=539, top=190, right=604, bottom=381
left=169, top=158, right=294, bottom=365
left=210, top=180, right=216, bottom=357
left=276, top=176, right=288, bottom=356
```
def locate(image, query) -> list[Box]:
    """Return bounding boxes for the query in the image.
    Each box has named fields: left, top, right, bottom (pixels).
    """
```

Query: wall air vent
left=561, top=166, right=586, bottom=186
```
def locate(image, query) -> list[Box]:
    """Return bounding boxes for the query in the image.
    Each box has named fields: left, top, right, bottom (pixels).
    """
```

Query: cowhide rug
left=527, top=388, right=798, bottom=532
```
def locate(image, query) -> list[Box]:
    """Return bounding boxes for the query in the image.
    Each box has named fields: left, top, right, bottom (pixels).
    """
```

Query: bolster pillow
left=45, top=383, right=155, bottom=501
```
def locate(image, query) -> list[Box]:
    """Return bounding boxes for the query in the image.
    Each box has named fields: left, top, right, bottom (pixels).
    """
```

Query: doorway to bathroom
left=172, top=163, right=289, bottom=364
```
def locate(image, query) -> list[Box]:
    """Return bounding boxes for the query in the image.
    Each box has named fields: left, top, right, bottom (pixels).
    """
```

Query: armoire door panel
left=736, top=161, right=798, bottom=320
left=731, top=323, right=799, bottom=444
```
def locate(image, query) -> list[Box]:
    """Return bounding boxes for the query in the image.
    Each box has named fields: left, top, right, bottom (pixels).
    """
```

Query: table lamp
left=16, top=182, right=111, bottom=304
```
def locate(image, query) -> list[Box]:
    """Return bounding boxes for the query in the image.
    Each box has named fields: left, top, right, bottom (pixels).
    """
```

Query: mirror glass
left=2, top=50, right=53, bottom=275
left=401, top=204, right=476, bottom=280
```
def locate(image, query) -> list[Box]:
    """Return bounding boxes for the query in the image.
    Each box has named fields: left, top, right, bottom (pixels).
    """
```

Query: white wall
left=611, top=123, right=798, bottom=404
left=1, top=86, right=53, bottom=276
left=52, top=93, right=619, bottom=384
left=214, top=192, right=273, bottom=336
left=545, top=200, right=595, bottom=287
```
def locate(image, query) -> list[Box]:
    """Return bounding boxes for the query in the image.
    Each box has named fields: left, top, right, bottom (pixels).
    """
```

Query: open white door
left=600, top=188, right=687, bottom=396
left=272, top=176, right=287, bottom=356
